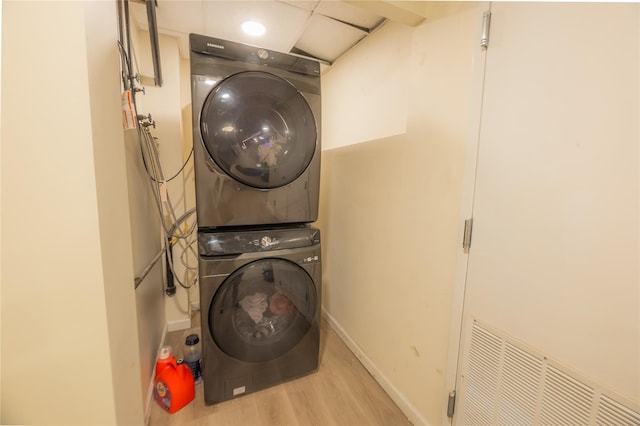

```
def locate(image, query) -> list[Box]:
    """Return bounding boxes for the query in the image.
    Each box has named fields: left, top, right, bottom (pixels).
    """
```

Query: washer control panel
left=259, top=236, right=277, bottom=248
left=199, top=226, right=320, bottom=256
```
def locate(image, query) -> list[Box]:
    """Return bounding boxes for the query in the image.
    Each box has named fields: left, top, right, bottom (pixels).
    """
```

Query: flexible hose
left=117, top=3, right=198, bottom=291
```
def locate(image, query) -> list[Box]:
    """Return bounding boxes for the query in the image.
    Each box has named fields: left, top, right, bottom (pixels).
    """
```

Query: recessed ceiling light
left=241, top=21, right=266, bottom=37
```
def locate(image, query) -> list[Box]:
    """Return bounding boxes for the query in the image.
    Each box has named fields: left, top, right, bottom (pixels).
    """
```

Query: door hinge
left=447, top=390, right=457, bottom=419
left=463, top=218, right=473, bottom=250
left=480, top=11, right=491, bottom=48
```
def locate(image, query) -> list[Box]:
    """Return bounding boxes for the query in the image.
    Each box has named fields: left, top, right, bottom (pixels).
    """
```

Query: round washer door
left=200, top=71, right=317, bottom=189
left=210, top=258, right=317, bottom=363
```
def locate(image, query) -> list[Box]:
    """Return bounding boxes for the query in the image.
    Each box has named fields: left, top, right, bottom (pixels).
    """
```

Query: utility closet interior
left=1, top=2, right=638, bottom=426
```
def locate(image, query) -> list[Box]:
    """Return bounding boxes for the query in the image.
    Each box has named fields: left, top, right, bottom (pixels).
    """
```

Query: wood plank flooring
left=148, top=318, right=412, bottom=426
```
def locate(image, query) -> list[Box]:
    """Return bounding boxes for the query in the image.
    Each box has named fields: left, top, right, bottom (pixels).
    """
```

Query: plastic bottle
left=155, top=346, right=173, bottom=376
left=183, top=334, right=202, bottom=384
left=153, top=345, right=195, bottom=413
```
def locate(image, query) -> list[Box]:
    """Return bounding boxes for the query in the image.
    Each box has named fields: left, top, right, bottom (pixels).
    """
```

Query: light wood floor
left=148, top=317, right=412, bottom=426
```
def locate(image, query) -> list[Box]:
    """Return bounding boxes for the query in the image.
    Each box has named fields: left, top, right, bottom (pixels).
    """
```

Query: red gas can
left=153, top=346, right=195, bottom=413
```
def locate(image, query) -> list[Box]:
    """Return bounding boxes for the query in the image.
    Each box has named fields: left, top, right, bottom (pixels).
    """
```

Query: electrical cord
left=139, top=127, right=196, bottom=290
left=165, top=148, right=193, bottom=182
left=141, top=126, right=196, bottom=290
left=117, top=41, right=132, bottom=90
left=180, top=237, right=199, bottom=271
left=143, top=146, right=194, bottom=184
left=117, top=27, right=198, bottom=292
left=142, top=129, right=195, bottom=290
left=143, top=123, right=195, bottom=289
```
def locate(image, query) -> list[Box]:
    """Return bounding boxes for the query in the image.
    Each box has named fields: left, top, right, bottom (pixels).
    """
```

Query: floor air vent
left=457, top=321, right=640, bottom=426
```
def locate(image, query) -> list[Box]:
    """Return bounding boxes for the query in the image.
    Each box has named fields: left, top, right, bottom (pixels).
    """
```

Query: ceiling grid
left=130, top=0, right=391, bottom=65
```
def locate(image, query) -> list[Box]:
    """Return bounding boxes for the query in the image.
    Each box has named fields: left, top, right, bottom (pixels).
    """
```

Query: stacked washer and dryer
left=189, top=33, right=322, bottom=405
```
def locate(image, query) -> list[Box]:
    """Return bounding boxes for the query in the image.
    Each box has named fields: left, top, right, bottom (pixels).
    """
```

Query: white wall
left=318, top=5, right=480, bottom=425
left=84, top=2, right=146, bottom=423
left=122, top=23, right=167, bottom=415
left=1, top=2, right=143, bottom=424
left=322, top=21, right=411, bottom=149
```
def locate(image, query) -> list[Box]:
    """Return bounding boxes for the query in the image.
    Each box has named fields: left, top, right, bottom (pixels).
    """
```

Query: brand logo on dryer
left=206, top=43, right=225, bottom=50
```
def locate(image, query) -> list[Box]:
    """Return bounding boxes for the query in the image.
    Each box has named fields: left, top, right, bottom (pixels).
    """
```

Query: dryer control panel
left=190, top=33, right=321, bottom=76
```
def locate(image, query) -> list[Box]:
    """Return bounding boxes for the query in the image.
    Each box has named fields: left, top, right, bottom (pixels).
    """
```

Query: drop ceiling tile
left=155, top=1, right=206, bottom=35
left=129, top=0, right=381, bottom=66
left=277, top=1, right=320, bottom=11
left=202, top=1, right=311, bottom=53
left=314, top=1, right=383, bottom=30
left=295, top=13, right=366, bottom=63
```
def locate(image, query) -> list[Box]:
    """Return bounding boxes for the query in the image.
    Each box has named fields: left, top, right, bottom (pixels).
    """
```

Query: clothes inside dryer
left=200, top=71, right=316, bottom=189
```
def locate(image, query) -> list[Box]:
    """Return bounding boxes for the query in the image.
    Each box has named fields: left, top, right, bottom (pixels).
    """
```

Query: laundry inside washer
left=213, top=258, right=314, bottom=362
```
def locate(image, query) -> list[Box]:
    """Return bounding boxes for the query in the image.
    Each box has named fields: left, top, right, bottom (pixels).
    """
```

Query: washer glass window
left=210, top=258, right=317, bottom=362
left=200, top=71, right=317, bottom=189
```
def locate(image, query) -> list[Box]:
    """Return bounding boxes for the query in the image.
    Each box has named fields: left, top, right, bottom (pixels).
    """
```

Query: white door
left=454, top=3, right=639, bottom=424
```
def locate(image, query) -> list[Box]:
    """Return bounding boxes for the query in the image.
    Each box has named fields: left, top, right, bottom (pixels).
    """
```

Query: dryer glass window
left=200, top=71, right=317, bottom=189
left=210, top=258, right=317, bottom=363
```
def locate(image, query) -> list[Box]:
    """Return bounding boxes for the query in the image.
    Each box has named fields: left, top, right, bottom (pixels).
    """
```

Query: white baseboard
left=322, top=308, right=431, bottom=426
left=144, top=323, right=168, bottom=425
left=167, top=318, right=191, bottom=332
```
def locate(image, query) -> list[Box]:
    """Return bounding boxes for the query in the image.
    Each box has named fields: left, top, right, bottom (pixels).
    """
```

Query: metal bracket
left=463, top=219, right=473, bottom=250
left=481, top=11, right=492, bottom=49
left=447, top=390, right=457, bottom=418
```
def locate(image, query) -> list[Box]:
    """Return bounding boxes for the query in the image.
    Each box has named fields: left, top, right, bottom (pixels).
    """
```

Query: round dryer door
left=209, top=258, right=317, bottom=363
left=200, top=71, right=317, bottom=189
